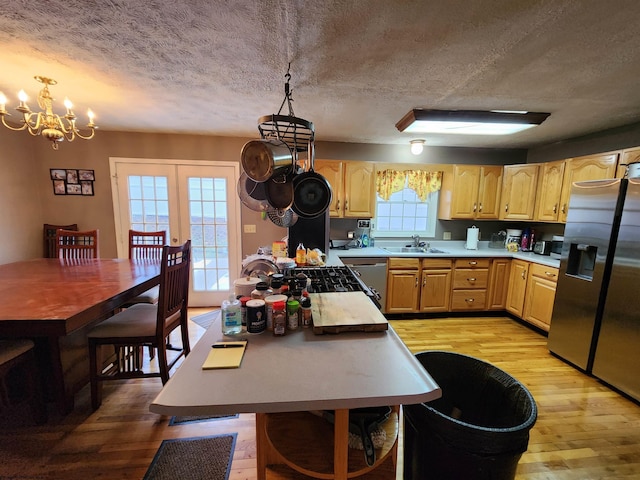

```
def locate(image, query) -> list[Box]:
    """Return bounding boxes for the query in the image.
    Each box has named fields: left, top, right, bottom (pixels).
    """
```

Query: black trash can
left=403, top=351, right=537, bottom=480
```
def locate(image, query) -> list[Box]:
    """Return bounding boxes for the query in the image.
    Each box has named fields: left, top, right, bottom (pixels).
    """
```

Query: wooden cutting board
left=309, top=292, right=388, bottom=334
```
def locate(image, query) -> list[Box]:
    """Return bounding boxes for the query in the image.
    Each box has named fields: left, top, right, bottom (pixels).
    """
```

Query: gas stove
left=284, top=266, right=382, bottom=308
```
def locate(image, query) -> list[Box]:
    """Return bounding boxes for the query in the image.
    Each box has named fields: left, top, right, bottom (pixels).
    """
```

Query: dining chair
left=87, top=240, right=191, bottom=410
left=56, top=229, right=99, bottom=259
left=122, top=230, right=167, bottom=360
left=0, top=339, right=47, bottom=424
left=43, top=223, right=78, bottom=258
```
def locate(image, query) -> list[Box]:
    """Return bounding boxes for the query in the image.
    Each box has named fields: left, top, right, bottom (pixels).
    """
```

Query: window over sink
left=372, top=185, right=438, bottom=238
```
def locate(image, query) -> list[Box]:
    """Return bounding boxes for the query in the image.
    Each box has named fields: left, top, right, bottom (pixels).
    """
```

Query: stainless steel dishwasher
left=342, top=258, right=388, bottom=312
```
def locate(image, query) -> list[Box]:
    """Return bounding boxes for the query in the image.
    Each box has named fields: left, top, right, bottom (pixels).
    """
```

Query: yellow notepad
left=202, top=341, right=248, bottom=369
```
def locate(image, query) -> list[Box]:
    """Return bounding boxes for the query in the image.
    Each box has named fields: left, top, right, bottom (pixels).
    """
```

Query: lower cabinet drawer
left=452, top=269, right=489, bottom=289
left=450, top=290, right=487, bottom=311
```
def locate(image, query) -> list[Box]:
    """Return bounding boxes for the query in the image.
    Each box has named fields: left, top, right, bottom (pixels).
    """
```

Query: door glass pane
left=189, top=177, right=230, bottom=292
left=127, top=175, right=170, bottom=235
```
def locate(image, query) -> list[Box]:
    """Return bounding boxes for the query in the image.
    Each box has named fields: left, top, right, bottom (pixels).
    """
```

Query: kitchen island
left=150, top=304, right=441, bottom=479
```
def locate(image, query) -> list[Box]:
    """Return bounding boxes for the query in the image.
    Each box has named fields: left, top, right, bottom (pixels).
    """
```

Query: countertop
left=327, top=241, right=560, bottom=268
left=150, top=310, right=441, bottom=416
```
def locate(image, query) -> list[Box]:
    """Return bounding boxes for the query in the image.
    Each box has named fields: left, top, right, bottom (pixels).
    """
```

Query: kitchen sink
left=383, top=246, right=449, bottom=254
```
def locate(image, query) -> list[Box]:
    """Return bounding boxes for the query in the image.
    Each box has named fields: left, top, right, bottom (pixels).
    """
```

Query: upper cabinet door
left=343, top=162, right=375, bottom=218
left=558, top=152, right=618, bottom=223
left=534, top=160, right=566, bottom=222
left=450, top=165, right=481, bottom=219
left=617, top=147, right=640, bottom=179
left=476, top=166, right=502, bottom=219
left=500, top=164, right=539, bottom=220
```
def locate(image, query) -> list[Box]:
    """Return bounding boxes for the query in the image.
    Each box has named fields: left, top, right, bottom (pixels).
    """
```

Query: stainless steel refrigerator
left=548, top=177, right=640, bottom=402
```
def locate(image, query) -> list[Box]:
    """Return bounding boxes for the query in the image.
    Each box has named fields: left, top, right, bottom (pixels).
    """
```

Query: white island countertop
left=327, top=240, right=561, bottom=269
left=150, top=307, right=441, bottom=416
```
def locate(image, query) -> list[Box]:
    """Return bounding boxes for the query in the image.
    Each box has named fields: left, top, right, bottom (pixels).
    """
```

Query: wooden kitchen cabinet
left=500, top=164, right=539, bottom=220
left=386, top=257, right=452, bottom=313
left=438, top=165, right=502, bottom=220
left=487, top=258, right=511, bottom=310
left=534, top=160, right=566, bottom=222
left=523, top=263, right=559, bottom=332
left=450, top=258, right=489, bottom=311
left=315, top=160, right=375, bottom=218
left=419, top=259, right=452, bottom=312
left=385, top=258, right=420, bottom=313
left=506, top=259, right=528, bottom=317
left=558, top=152, right=618, bottom=223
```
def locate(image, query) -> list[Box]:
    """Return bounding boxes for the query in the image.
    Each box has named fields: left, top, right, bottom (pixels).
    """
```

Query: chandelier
left=0, top=75, right=97, bottom=150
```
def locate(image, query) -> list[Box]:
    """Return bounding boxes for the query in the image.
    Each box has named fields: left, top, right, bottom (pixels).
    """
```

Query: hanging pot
left=241, top=139, right=293, bottom=183
left=264, top=167, right=295, bottom=210
left=292, top=142, right=332, bottom=218
left=627, top=162, right=640, bottom=179
left=237, top=172, right=270, bottom=212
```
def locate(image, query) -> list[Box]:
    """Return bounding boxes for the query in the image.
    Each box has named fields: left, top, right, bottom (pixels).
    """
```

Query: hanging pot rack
left=258, top=64, right=314, bottom=154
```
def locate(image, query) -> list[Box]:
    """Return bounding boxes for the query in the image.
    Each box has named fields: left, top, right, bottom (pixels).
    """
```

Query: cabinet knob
left=467, top=277, right=477, bottom=282
left=545, top=271, right=557, bottom=278
left=478, top=202, right=483, bottom=212
left=561, top=203, right=567, bottom=214
left=522, top=270, right=527, bottom=279
left=468, top=261, right=477, bottom=265
left=345, top=200, right=348, bottom=211
left=504, top=203, right=509, bottom=212
left=473, top=203, right=477, bottom=212
left=336, top=199, right=340, bottom=210
left=415, top=277, right=419, bottom=287
left=553, top=203, right=558, bottom=213
left=465, top=298, right=475, bottom=303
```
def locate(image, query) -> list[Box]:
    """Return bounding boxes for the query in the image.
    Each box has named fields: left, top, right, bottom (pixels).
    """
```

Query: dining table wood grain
left=0, top=258, right=161, bottom=414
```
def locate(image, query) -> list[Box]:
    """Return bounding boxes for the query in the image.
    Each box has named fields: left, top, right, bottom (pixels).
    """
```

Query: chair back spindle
left=43, top=223, right=78, bottom=258
left=56, top=229, right=99, bottom=260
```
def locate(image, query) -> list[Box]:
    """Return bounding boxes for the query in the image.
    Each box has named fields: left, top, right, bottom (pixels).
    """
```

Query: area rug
left=191, top=310, right=220, bottom=330
left=143, top=433, right=236, bottom=480
left=169, top=414, right=238, bottom=426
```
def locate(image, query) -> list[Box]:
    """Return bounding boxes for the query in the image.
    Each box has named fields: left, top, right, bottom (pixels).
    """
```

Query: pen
left=212, top=343, right=245, bottom=348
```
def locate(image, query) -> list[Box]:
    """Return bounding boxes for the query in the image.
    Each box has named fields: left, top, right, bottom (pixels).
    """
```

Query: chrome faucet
left=411, top=234, right=420, bottom=247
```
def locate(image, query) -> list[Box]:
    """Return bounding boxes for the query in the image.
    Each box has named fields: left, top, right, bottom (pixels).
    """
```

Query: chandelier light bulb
left=64, top=98, right=73, bottom=110
left=18, top=90, right=28, bottom=102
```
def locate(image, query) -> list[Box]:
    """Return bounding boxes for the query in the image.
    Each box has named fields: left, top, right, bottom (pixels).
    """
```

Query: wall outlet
left=357, top=219, right=371, bottom=229
left=244, top=224, right=257, bottom=233
left=443, top=231, right=452, bottom=240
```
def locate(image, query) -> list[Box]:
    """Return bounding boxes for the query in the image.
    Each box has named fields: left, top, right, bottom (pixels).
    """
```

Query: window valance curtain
left=376, top=169, right=442, bottom=201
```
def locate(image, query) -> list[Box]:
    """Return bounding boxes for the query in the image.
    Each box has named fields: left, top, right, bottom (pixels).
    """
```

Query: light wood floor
left=1, top=310, right=638, bottom=479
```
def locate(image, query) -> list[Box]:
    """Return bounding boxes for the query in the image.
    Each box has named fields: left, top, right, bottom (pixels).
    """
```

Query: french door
left=110, top=158, right=241, bottom=306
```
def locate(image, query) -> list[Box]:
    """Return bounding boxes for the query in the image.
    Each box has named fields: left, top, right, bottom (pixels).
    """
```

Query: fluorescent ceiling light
left=396, top=109, right=550, bottom=135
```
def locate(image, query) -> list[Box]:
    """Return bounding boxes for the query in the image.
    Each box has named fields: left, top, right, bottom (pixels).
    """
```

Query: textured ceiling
left=2, top=0, right=640, bottom=149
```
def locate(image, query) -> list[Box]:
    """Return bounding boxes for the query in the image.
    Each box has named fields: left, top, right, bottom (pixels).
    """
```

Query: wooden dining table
left=0, top=258, right=161, bottom=414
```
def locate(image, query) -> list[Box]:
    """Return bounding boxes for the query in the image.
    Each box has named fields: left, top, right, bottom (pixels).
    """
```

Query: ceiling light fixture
left=396, top=109, right=550, bottom=136
left=0, top=76, right=97, bottom=150
left=410, top=139, right=425, bottom=155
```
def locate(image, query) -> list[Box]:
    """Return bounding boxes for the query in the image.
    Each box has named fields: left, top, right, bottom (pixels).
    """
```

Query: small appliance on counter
left=550, top=235, right=564, bottom=259
left=489, top=231, right=507, bottom=248
left=533, top=240, right=552, bottom=255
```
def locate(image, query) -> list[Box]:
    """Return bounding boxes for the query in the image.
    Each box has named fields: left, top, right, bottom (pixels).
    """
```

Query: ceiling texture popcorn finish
left=2, top=0, right=640, bottom=149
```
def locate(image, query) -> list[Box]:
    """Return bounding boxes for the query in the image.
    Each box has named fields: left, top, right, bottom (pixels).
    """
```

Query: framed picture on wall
left=50, top=168, right=96, bottom=196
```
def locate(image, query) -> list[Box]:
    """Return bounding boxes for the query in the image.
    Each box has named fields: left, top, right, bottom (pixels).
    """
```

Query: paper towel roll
left=466, top=226, right=479, bottom=250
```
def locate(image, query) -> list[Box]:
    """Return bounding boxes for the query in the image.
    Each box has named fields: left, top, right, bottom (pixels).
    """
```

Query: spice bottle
left=239, top=296, right=251, bottom=329
left=287, top=299, right=300, bottom=330
left=272, top=301, right=287, bottom=336
left=251, top=281, right=272, bottom=300
left=221, top=294, right=242, bottom=335
left=300, top=296, right=312, bottom=328
left=295, top=243, right=307, bottom=266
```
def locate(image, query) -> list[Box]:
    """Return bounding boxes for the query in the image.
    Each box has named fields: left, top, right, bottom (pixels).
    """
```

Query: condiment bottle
left=287, top=299, right=300, bottom=330
left=270, top=278, right=283, bottom=295
left=239, top=296, right=251, bottom=329
left=264, top=294, right=288, bottom=331
left=246, top=299, right=266, bottom=334
left=300, top=296, right=312, bottom=328
left=272, top=301, right=287, bottom=336
left=251, top=281, right=272, bottom=300
left=221, top=294, right=242, bottom=335
left=296, top=243, right=307, bottom=266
